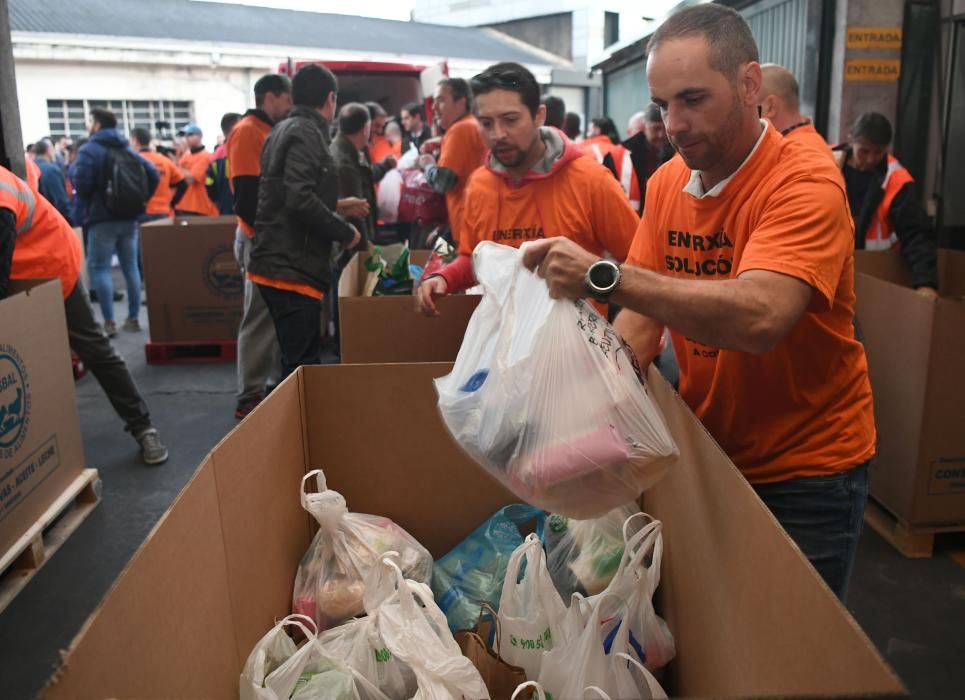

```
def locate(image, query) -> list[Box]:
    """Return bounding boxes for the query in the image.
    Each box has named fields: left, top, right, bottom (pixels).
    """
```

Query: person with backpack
left=70, top=107, right=159, bottom=336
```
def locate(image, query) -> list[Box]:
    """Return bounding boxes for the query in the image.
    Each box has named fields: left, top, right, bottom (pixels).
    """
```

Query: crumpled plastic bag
left=292, top=469, right=433, bottom=632
left=544, top=502, right=641, bottom=598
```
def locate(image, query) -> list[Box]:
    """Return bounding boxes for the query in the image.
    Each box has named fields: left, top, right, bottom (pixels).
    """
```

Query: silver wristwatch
left=585, top=259, right=621, bottom=302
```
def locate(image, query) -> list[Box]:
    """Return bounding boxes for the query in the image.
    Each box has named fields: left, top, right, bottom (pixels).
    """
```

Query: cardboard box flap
left=42, top=459, right=240, bottom=700
left=211, top=374, right=314, bottom=658
left=6, top=278, right=61, bottom=296
left=938, top=249, right=965, bottom=298
left=854, top=249, right=912, bottom=286
left=643, top=371, right=904, bottom=698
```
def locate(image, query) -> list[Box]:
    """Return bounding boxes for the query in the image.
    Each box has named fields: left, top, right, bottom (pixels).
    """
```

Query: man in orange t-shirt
left=523, top=5, right=874, bottom=601
left=759, top=63, right=835, bottom=164
left=176, top=123, right=218, bottom=216
left=130, top=127, right=186, bottom=221
left=415, top=62, right=639, bottom=316
left=417, top=78, right=487, bottom=243
left=228, top=73, right=292, bottom=419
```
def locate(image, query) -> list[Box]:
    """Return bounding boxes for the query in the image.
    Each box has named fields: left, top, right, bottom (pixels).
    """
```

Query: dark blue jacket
left=70, top=128, right=159, bottom=226
left=36, top=159, right=72, bottom=223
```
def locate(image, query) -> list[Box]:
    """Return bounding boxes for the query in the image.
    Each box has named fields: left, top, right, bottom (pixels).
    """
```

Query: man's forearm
left=612, top=266, right=805, bottom=354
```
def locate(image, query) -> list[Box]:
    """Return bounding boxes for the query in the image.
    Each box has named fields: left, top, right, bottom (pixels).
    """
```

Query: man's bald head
left=627, top=111, right=647, bottom=138
left=760, top=63, right=800, bottom=112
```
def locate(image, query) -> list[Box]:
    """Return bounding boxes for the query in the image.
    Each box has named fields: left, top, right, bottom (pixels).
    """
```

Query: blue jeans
left=88, top=220, right=141, bottom=322
left=753, top=462, right=869, bottom=602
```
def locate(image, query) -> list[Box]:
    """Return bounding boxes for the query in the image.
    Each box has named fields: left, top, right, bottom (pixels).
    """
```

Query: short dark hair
left=563, top=112, right=581, bottom=140
left=850, top=112, right=893, bottom=146
left=131, top=127, right=152, bottom=147
left=220, top=112, right=242, bottom=136
left=33, top=140, right=50, bottom=157
left=338, top=102, right=371, bottom=136
left=90, top=107, right=118, bottom=130
left=438, top=77, right=473, bottom=113
left=541, top=95, right=566, bottom=128
left=254, top=73, right=291, bottom=107
left=292, top=64, right=338, bottom=108
left=648, top=4, right=759, bottom=79
left=644, top=103, right=662, bottom=122
left=402, top=101, right=425, bottom=121
left=470, top=62, right=541, bottom=116
left=366, top=101, right=387, bottom=120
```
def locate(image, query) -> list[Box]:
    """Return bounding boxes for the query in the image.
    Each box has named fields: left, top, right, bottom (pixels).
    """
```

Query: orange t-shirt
left=438, top=115, right=487, bottom=242
left=226, top=112, right=273, bottom=237
left=626, top=124, right=875, bottom=483
left=459, top=151, right=638, bottom=261
left=784, top=121, right=836, bottom=167
left=178, top=149, right=218, bottom=216
left=140, top=150, right=184, bottom=216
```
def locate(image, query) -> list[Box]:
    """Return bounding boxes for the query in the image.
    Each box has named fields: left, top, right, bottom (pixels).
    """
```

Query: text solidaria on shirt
left=664, top=228, right=735, bottom=278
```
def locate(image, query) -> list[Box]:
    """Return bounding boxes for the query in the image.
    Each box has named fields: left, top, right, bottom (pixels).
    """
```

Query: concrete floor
left=0, top=291, right=964, bottom=699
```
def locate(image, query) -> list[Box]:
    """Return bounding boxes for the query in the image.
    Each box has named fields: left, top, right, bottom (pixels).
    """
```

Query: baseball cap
left=178, top=123, right=203, bottom=136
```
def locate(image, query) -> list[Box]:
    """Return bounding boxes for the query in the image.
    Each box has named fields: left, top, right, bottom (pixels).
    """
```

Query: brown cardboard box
left=140, top=216, right=242, bottom=343
left=338, top=250, right=480, bottom=363
left=0, top=280, right=86, bottom=558
left=41, top=363, right=904, bottom=699
left=855, top=249, right=965, bottom=526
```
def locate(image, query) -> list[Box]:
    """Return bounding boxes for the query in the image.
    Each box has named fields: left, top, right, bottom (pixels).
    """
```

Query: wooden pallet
left=145, top=339, right=237, bottom=365
left=0, top=469, right=102, bottom=613
left=864, top=497, right=965, bottom=559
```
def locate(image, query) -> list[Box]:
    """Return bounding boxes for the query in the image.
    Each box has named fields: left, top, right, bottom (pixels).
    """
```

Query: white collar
left=683, top=120, right=769, bottom=199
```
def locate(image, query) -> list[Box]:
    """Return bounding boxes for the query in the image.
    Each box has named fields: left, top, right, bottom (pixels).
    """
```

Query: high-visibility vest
left=611, top=145, right=641, bottom=212
left=581, top=135, right=620, bottom=163
left=865, top=155, right=915, bottom=251
left=1, top=165, right=82, bottom=297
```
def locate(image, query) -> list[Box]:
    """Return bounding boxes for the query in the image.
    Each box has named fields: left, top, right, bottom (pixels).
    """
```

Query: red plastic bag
left=398, top=169, right=446, bottom=224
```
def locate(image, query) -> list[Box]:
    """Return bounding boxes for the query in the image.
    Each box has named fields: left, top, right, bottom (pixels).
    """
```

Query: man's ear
left=741, top=61, right=763, bottom=108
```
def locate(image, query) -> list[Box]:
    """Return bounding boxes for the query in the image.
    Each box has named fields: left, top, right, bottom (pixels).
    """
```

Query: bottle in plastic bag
left=292, top=469, right=433, bottom=632
left=431, top=503, right=545, bottom=633
left=435, top=242, right=678, bottom=519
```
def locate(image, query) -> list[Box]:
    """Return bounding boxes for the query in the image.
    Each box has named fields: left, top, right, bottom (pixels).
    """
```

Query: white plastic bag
left=435, top=242, right=678, bottom=519
left=593, top=513, right=675, bottom=672
left=370, top=554, right=491, bottom=700
left=545, top=503, right=641, bottom=598
left=241, top=614, right=358, bottom=700
left=377, top=169, right=403, bottom=223
left=318, top=613, right=414, bottom=700
left=497, top=533, right=567, bottom=680
left=292, top=469, right=433, bottom=632
left=536, top=594, right=667, bottom=699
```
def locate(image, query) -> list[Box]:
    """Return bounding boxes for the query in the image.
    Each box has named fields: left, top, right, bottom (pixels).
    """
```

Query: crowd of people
left=0, top=3, right=941, bottom=601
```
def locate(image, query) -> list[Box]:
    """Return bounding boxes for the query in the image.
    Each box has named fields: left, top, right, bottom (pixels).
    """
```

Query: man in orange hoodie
left=415, top=62, right=639, bottom=316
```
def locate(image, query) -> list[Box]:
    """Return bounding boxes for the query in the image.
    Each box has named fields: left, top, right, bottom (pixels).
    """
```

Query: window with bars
left=46, top=99, right=194, bottom=140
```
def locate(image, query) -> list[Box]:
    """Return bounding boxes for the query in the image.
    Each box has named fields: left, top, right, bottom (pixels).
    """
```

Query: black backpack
left=102, top=145, right=150, bottom=219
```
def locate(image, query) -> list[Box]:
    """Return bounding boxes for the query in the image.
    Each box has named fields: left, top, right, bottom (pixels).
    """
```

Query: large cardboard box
left=338, top=250, right=480, bottom=363
left=140, top=216, right=243, bottom=343
left=41, top=363, right=904, bottom=699
left=854, top=249, right=965, bottom=526
left=0, top=280, right=86, bottom=558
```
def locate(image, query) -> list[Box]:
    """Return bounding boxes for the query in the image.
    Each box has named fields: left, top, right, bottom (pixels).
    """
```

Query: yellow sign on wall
left=845, top=59, right=902, bottom=81
left=847, top=27, right=903, bottom=49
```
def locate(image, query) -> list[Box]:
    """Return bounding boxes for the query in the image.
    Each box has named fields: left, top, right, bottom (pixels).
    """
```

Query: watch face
left=589, top=262, right=617, bottom=290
